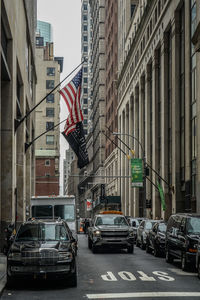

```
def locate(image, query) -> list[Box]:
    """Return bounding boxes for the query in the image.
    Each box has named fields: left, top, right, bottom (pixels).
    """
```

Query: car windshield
left=158, top=223, right=167, bottom=232
left=187, top=217, right=200, bottom=234
left=15, top=224, right=69, bottom=241
left=95, top=216, right=128, bottom=226
left=145, top=221, right=155, bottom=230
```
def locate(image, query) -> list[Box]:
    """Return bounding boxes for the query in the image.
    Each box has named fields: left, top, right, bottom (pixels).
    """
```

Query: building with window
left=37, top=20, right=52, bottom=46
left=118, top=0, right=200, bottom=219
left=0, top=0, right=37, bottom=248
left=35, top=26, right=63, bottom=196
left=63, top=148, right=75, bottom=195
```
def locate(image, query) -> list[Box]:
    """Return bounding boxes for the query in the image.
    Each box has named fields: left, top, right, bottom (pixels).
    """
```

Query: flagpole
left=15, top=59, right=86, bottom=131
left=24, top=117, right=68, bottom=152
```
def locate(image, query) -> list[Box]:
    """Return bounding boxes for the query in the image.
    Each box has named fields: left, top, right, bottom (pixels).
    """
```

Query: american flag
left=59, top=68, right=83, bottom=136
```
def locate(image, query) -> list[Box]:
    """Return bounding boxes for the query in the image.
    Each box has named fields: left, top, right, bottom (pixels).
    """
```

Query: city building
left=117, top=0, right=200, bottom=219
left=63, top=148, right=75, bottom=195
left=35, top=26, right=63, bottom=196
left=37, top=20, right=52, bottom=46
left=0, top=0, right=37, bottom=248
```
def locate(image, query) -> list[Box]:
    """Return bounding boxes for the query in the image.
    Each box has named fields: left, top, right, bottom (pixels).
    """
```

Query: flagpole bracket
left=15, top=119, right=21, bottom=132
left=25, top=142, right=30, bottom=152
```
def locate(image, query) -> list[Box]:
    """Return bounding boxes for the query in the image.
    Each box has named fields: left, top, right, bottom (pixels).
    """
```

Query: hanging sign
left=131, top=158, right=143, bottom=187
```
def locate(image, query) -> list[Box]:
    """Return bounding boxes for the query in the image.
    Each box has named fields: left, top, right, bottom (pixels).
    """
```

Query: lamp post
left=113, top=132, right=146, bottom=217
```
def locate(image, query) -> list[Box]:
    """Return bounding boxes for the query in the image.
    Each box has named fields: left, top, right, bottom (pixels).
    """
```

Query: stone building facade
left=0, top=0, right=37, bottom=248
left=35, top=41, right=61, bottom=196
left=118, top=0, right=200, bottom=219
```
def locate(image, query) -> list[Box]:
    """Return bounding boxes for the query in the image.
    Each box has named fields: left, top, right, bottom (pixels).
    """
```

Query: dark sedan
left=146, top=221, right=167, bottom=257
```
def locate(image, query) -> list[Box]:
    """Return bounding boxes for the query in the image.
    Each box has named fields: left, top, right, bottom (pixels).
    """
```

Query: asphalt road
left=1, top=234, right=200, bottom=300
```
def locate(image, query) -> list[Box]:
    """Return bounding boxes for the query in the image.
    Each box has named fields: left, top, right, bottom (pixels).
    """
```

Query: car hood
left=96, top=225, right=130, bottom=231
left=10, top=240, right=71, bottom=252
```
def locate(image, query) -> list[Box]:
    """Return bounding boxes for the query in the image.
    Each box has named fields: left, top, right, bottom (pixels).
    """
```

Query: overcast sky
left=37, top=0, right=82, bottom=194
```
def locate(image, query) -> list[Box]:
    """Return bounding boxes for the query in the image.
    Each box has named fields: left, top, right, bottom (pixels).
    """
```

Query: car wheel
left=165, top=247, right=173, bottom=263
left=181, top=253, right=189, bottom=271
left=154, top=244, right=159, bottom=257
left=136, top=239, right=140, bottom=247
left=92, top=244, right=97, bottom=254
left=68, top=262, right=77, bottom=287
left=88, top=237, right=92, bottom=249
left=141, top=238, right=146, bottom=250
left=127, top=245, right=134, bottom=254
left=198, top=261, right=200, bottom=279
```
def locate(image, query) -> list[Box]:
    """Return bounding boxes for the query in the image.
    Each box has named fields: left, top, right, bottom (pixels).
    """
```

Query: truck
left=30, top=195, right=77, bottom=232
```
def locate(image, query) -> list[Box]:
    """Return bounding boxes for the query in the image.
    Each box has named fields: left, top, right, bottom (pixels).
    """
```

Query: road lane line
left=86, top=292, right=200, bottom=299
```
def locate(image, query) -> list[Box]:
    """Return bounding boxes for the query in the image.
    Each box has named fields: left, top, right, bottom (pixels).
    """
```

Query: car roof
left=95, top=214, right=125, bottom=217
left=22, top=218, right=65, bottom=225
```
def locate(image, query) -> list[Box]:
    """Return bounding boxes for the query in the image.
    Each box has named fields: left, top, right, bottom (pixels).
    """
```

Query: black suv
left=7, top=219, right=77, bottom=286
left=146, top=221, right=166, bottom=257
left=87, top=212, right=134, bottom=253
left=165, top=213, right=200, bottom=271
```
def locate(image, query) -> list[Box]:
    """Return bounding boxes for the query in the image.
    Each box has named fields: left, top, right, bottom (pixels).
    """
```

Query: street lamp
left=113, top=132, right=146, bottom=217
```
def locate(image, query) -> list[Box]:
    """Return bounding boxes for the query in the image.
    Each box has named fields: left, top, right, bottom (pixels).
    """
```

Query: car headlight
left=58, top=251, right=73, bottom=262
left=129, top=231, right=134, bottom=237
left=93, top=230, right=101, bottom=237
left=8, top=252, right=22, bottom=261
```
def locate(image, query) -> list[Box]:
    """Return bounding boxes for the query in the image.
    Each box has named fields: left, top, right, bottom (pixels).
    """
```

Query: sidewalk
left=0, top=253, right=7, bottom=295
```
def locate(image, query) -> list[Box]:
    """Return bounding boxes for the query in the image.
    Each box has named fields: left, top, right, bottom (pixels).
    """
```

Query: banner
left=131, top=158, right=143, bottom=187
left=157, top=181, right=166, bottom=211
left=86, top=199, right=92, bottom=211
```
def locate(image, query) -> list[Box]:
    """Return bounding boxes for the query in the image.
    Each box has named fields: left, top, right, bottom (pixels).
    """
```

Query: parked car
left=196, top=239, right=200, bottom=278
left=127, top=217, right=147, bottom=242
left=136, top=219, right=157, bottom=249
left=165, top=213, right=200, bottom=271
left=88, top=211, right=134, bottom=253
left=7, top=218, right=77, bottom=287
left=146, top=221, right=167, bottom=256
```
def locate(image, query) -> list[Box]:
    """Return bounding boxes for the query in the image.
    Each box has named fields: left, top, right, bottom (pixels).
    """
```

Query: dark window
left=83, top=15, right=87, bottom=21
left=47, top=67, right=55, bottom=76
left=46, top=108, right=54, bottom=117
left=46, top=94, right=55, bottom=103
left=83, top=98, right=88, bottom=104
left=46, top=122, right=54, bottom=131
left=83, top=25, right=87, bottom=31
left=83, top=109, right=88, bottom=114
left=32, top=205, right=53, bottom=219
left=46, top=135, right=54, bottom=144
left=83, top=36, right=88, bottom=41
left=83, top=4, right=87, bottom=10
left=46, top=80, right=54, bottom=89
left=84, top=67, right=88, bottom=73
left=83, top=46, right=88, bottom=52
left=83, top=88, right=88, bottom=94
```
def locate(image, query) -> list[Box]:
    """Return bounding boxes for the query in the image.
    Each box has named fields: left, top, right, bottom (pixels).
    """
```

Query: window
left=83, top=15, right=87, bottom=21
left=46, top=108, right=54, bottom=117
left=46, top=135, right=54, bottom=145
left=83, top=119, right=88, bottom=125
left=83, top=46, right=88, bottom=52
left=83, top=25, right=87, bottom=31
left=83, top=109, right=88, bottom=115
left=46, top=122, right=54, bottom=131
left=46, top=94, right=55, bottom=103
left=45, top=160, right=50, bottom=166
left=83, top=88, right=88, bottom=94
left=47, top=67, right=55, bottom=76
left=46, top=80, right=54, bottom=89
left=83, top=98, right=88, bottom=104
left=84, top=67, right=88, bottom=73
left=83, top=36, right=88, bottom=42
left=83, top=4, right=87, bottom=10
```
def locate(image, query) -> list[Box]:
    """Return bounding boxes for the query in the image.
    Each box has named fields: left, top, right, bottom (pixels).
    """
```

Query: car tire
left=68, top=262, right=77, bottom=287
left=165, top=246, right=173, bottom=263
left=146, top=242, right=151, bottom=254
left=136, top=239, right=140, bottom=247
left=127, top=245, right=134, bottom=254
left=198, top=261, right=200, bottom=279
left=141, top=238, right=146, bottom=250
left=92, top=244, right=97, bottom=254
left=88, top=237, right=92, bottom=249
left=181, top=253, right=189, bottom=271
left=154, top=244, right=159, bottom=257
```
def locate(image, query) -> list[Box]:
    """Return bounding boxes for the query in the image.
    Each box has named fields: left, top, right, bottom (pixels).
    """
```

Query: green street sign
left=131, top=158, right=143, bottom=188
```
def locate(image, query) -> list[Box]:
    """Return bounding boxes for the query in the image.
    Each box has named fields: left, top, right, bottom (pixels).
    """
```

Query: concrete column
left=121, top=110, right=126, bottom=213
left=171, top=13, right=181, bottom=213
left=124, top=103, right=129, bottom=215
left=145, top=64, right=152, bottom=219
left=129, top=95, right=134, bottom=216
left=152, top=52, right=161, bottom=219
left=133, top=86, right=139, bottom=216
left=160, top=34, right=172, bottom=220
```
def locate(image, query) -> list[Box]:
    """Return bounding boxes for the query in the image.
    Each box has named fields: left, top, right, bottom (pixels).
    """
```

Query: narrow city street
left=1, top=234, right=200, bottom=300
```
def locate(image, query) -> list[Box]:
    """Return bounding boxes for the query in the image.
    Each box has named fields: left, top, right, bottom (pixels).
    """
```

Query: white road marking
left=86, top=292, right=200, bottom=299
left=168, top=268, right=197, bottom=276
